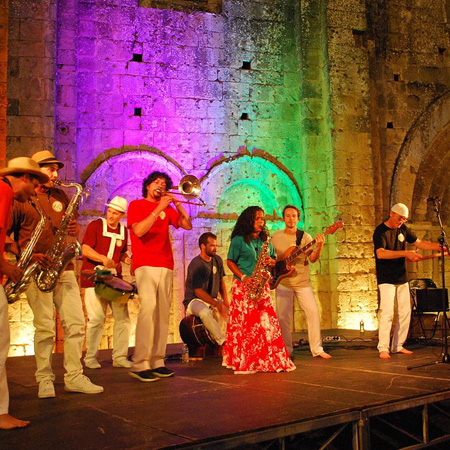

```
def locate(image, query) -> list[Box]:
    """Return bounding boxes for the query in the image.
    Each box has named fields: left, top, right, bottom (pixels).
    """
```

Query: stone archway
left=81, top=149, right=186, bottom=217
left=200, top=152, right=303, bottom=219
left=390, top=91, right=450, bottom=284
left=391, top=90, right=450, bottom=222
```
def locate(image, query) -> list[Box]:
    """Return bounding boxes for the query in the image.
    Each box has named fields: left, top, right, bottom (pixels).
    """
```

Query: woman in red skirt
left=223, top=206, right=296, bottom=374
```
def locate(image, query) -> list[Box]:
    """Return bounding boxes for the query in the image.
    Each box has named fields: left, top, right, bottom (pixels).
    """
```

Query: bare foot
left=397, top=348, right=413, bottom=355
left=317, top=352, right=332, bottom=359
left=0, top=414, right=30, bottom=429
left=379, top=351, right=391, bottom=359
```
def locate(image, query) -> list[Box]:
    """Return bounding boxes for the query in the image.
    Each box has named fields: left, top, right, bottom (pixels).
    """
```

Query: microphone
left=427, top=196, right=439, bottom=202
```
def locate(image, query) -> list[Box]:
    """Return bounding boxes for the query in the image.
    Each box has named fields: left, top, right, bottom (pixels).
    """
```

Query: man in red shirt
left=128, top=171, right=192, bottom=382
left=0, top=157, right=49, bottom=429
left=81, top=196, right=132, bottom=369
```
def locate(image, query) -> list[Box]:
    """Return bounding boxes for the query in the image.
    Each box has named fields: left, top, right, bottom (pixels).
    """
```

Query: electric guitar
left=270, top=219, right=344, bottom=290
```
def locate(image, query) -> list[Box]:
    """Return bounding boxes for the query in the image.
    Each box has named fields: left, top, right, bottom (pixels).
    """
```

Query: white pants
left=186, top=299, right=225, bottom=345
left=0, top=287, right=10, bottom=415
left=276, top=284, right=324, bottom=356
left=26, top=271, right=85, bottom=383
left=84, top=287, right=130, bottom=364
left=377, top=282, right=411, bottom=353
left=133, top=266, right=172, bottom=371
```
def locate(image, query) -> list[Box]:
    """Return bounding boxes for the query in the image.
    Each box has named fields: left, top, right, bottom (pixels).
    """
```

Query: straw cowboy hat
left=32, top=150, right=64, bottom=169
left=0, top=157, right=50, bottom=184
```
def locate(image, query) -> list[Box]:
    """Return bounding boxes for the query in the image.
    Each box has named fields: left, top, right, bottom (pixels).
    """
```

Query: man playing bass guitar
left=272, top=205, right=332, bottom=359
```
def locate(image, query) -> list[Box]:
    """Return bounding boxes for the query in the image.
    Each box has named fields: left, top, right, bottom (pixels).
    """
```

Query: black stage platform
left=2, top=331, right=450, bottom=450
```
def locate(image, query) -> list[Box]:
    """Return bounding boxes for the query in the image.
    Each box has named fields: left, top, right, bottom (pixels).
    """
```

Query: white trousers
left=133, top=266, right=172, bottom=371
left=377, top=282, right=411, bottom=353
left=186, top=299, right=226, bottom=345
left=0, top=287, right=10, bottom=415
left=26, top=271, right=85, bottom=383
left=84, top=287, right=130, bottom=363
left=276, top=284, right=324, bottom=356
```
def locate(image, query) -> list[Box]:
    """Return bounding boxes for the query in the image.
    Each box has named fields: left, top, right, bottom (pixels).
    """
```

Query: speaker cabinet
left=416, top=288, right=448, bottom=312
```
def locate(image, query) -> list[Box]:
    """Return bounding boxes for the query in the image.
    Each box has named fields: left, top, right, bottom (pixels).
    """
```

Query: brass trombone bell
left=178, top=175, right=201, bottom=196
left=166, top=175, right=205, bottom=206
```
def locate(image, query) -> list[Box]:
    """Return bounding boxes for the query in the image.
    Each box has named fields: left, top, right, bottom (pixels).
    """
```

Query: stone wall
left=2, top=0, right=450, bottom=355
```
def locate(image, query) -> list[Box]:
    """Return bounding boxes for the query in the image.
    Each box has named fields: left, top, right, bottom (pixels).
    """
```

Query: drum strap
left=101, top=218, right=125, bottom=260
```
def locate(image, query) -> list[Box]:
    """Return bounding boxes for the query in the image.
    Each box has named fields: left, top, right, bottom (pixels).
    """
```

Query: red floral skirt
left=222, top=279, right=296, bottom=374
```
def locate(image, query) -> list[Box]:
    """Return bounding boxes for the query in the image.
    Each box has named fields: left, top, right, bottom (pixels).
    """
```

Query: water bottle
left=360, top=319, right=365, bottom=335
left=181, top=344, right=189, bottom=363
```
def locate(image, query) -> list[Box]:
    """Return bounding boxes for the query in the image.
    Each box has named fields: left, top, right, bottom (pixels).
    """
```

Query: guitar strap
left=296, top=229, right=304, bottom=247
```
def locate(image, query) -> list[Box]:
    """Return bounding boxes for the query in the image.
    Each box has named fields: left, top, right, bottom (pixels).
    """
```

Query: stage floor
left=3, top=331, right=450, bottom=449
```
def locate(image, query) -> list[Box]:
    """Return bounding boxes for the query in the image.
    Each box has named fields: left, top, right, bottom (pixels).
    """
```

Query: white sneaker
left=64, top=375, right=104, bottom=394
left=113, top=358, right=132, bottom=368
left=38, top=380, right=55, bottom=399
left=84, top=358, right=101, bottom=369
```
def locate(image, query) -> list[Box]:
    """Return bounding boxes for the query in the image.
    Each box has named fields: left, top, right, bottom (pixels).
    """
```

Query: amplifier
left=416, top=288, right=448, bottom=312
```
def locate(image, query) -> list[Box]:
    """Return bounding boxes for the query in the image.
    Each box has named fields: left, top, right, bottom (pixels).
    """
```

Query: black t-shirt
left=183, top=254, right=225, bottom=308
left=373, top=222, right=417, bottom=284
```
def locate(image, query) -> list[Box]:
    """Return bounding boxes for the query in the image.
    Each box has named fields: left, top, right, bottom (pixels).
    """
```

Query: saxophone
left=35, top=180, right=88, bottom=292
left=247, top=233, right=272, bottom=302
left=5, top=199, right=46, bottom=303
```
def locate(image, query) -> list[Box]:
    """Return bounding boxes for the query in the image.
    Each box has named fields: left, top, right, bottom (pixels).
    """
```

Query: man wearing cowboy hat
left=81, top=196, right=132, bottom=370
left=0, top=157, right=48, bottom=429
left=373, top=203, right=442, bottom=359
left=9, top=150, right=103, bottom=398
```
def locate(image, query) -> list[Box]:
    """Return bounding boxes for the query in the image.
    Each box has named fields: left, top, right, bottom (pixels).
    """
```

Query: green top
left=227, top=235, right=275, bottom=280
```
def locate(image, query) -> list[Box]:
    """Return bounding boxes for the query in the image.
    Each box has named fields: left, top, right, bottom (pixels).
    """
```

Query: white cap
left=391, top=203, right=409, bottom=218
left=105, top=196, right=127, bottom=213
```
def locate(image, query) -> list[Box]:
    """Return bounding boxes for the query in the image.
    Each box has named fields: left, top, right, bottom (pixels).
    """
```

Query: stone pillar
left=326, top=0, right=378, bottom=329
left=7, top=0, right=56, bottom=157
left=0, top=0, right=8, bottom=164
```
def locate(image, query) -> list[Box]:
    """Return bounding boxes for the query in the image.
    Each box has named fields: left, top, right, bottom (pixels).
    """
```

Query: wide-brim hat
left=0, top=157, right=50, bottom=184
left=32, top=150, right=64, bottom=169
left=391, top=203, right=409, bottom=219
left=105, top=196, right=127, bottom=213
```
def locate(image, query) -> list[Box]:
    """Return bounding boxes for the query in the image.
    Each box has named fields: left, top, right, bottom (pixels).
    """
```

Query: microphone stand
left=408, top=197, right=450, bottom=370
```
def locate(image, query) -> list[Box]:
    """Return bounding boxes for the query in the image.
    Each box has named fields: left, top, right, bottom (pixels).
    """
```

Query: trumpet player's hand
left=156, top=194, right=174, bottom=211
left=32, top=253, right=53, bottom=269
left=67, top=219, right=80, bottom=237
left=0, top=261, right=23, bottom=283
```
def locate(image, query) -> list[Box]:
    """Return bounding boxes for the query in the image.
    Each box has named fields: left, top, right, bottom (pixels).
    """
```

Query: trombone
left=157, top=175, right=206, bottom=206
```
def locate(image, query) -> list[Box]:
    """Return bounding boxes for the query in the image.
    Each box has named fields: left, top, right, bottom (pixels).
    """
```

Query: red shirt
left=0, top=179, right=14, bottom=279
left=127, top=199, right=179, bottom=270
left=80, top=218, right=128, bottom=288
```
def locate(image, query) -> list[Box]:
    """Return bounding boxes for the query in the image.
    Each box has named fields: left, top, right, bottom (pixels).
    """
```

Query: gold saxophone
left=5, top=199, right=46, bottom=304
left=247, top=233, right=272, bottom=302
left=35, top=180, right=88, bottom=292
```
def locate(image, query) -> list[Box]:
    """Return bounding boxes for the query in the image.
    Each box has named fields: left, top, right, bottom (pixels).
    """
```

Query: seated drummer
left=183, top=232, right=229, bottom=346
left=81, top=196, right=132, bottom=369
